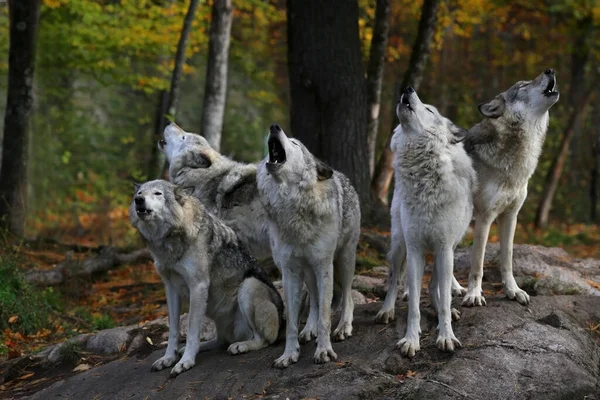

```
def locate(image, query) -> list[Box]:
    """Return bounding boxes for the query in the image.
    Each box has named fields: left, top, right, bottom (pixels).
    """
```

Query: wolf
left=461, top=69, right=559, bottom=307
left=257, top=124, right=360, bottom=368
left=129, top=180, right=283, bottom=377
left=390, top=87, right=477, bottom=357
left=375, top=105, right=470, bottom=325
left=159, top=123, right=271, bottom=262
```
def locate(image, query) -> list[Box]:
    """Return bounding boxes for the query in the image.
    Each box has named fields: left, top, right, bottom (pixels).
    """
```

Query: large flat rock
left=20, top=295, right=600, bottom=400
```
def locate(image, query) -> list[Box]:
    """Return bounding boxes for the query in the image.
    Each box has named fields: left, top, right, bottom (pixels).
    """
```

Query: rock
left=454, top=244, right=600, bottom=296
left=371, top=266, right=390, bottom=277
left=360, top=231, right=390, bottom=256
left=352, top=275, right=386, bottom=297
left=86, top=327, right=131, bottom=354
left=19, top=296, right=599, bottom=400
left=351, top=289, right=366, bottom=305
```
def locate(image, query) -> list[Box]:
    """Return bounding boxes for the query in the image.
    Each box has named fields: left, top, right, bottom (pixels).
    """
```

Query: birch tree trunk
left=0, top=0, right=41, bottom=237
left=200, top=0, right=233, bottom=152
left=370, top=0, right=440, bottom=204
left=366, top=0, right=390, bottom=178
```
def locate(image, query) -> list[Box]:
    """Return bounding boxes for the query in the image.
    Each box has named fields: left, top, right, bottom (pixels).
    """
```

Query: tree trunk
left=287, top=0, right=370, bottom=211
left=0, top=0, right=41, bottom=237
left=589, top=126, right=599, bottom=223
left=200, top=0, right=233, bottom=152
left=149, top=0, right=200, bottom=179
left=148, top=89, right=169, bottom=179
left=370, top=0, right=440, bottom=204
left=534, top=85, right=596, bottom=229
left=366, top=0, right=390, bottom=178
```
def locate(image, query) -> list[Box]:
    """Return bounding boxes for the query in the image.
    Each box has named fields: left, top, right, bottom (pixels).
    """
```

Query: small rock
left=351, top=290, right=366, bottom=305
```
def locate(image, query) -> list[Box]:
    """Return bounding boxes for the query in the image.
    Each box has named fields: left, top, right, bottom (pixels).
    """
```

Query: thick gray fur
left=461, top=69, right=560, bottom=307
left=385, top=89, right=477, bottom=358
left=257, top=125, right=360, bottom=369
left=129, top=180, right=283, bottom=377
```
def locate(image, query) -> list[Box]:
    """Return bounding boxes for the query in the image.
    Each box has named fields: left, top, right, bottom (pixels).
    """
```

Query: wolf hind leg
left=332, top=240, right=356, bottom=341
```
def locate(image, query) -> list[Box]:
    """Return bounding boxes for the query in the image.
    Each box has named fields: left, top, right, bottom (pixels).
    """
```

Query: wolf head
left=394, top=86, right=467, bottom=148
left=263, top=124, right=333, bottom=186
left=129, top=179, right=195, bottom=240
left=478, top=69, right=559, bottom=120
left=159, top=123, right=219, bottom=174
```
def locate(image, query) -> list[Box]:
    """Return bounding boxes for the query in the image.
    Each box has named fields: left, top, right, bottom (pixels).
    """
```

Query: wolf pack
left=129, top=69, right=559, bottom=376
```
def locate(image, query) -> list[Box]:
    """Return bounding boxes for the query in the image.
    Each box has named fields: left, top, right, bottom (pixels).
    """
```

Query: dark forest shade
left=286, top=0, right=371, bottom=211
left=0, top=0, right=41, bottom=236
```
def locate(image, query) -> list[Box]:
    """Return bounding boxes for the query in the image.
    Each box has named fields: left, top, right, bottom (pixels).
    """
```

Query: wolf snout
left=545, top=69, right=555, bottom=76
left=270, top=124, right=282, bottom=133
left=135, top=196, right=145, bottom=206
left=404, top=86, right=415, bottom=93
left=158, top=139, right=166, bottom=148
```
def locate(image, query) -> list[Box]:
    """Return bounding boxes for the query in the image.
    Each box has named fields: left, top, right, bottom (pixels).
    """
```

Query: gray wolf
left=375, top=106, right=469, bottom=325
left=462, top=69, right=559, bottom=307
left=129, top=180, right=283, bottom=377
left=257, top=124, right=360, bottom=368
left=390, top=87, right=477, bottom=357
left=159, top=123, right=271, bottom=262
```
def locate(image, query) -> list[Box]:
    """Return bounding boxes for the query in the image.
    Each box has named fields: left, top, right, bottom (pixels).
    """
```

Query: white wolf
left=257, top=124, right=360, bottom=368
left=462, top=69, right=560, bottom=307
left=129, top=180, right=283, bottom=377
left=391, top=87, right=477, bottom=357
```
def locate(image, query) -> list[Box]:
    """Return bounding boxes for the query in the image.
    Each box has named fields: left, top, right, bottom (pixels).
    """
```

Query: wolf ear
left=133, top=182, right=142, bottom=194
left=185, top=152, right=211, bottom=169
left=315, top=158, right=333, bottom=181
left=450, top=126, right=468, bottom=144
left=478, top=97, right=505, bottom=119
left=174, top=186, right=195, bottom=203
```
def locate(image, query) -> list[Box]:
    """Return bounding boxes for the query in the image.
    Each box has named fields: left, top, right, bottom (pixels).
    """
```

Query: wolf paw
left=299, top=327, right=317, bottom=344
left=462, top=292, right=486, bottom=307
left=396, top=336, right=420, bottom=358
left=452, top=286, right=467, bottom=297
left=314, top=346, right=337, bottom=364
left=170, top=357, right=195, bottom=377
left=436, top=333, right=461, bottom=352
left=451, top=308, right=461, bottom=321
left=227, top=342, right=249, bottom=355
left=151, top=354, right=179, bottom=372
left=332, top=323, right=352, bottom=342
left=272, top=351, right=300, bottom=369
left=505, top=287, right=530, bottom=305
left=374, top=308, right=395, bottom=324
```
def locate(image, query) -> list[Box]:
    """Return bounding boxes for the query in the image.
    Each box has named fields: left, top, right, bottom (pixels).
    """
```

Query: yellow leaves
left=73, top=363, right=91, bottom=372
left=43, top=0, right=63, bottom=9
left=8, top=315, right=19, bottom=324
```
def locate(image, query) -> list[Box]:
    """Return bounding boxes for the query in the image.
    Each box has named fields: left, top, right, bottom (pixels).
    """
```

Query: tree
left=371, top=0, right=440, bottom=205
left=287, top=0, right=370, bottom=211
left=366, top=0, right=391, bottom=178
left=0, top=0, right=41, bottom=237
left=150, top=0, right=201, bottom=178
left=200, top=0, right=233, bottom=152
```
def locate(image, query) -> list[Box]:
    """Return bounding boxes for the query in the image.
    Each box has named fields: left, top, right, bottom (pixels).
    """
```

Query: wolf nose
left=134, top=197, right=145, bottom=205
left=270, top=124, right=281, bottom=133
left=545, top=69, right=555, bottom=76
left=404, top=86, right=415, bottom=94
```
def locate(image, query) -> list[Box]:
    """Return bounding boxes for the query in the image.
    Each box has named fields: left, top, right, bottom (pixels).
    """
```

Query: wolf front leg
left=435, top=246, right=461, bottom=352
left=273, top=264, right=304, bottom=369
left=375, top=230, right=406, bottom=324
left=151, top=279, right=181, bottom=372
left=171, top=280, right=209, bottom=377
left=313, top=260, right=337, bottom=363
left=397, top=245, right=424, bottom=358
left=497, top=206, right=530, bottom=305
left=462, top=214, right=494, bottom=307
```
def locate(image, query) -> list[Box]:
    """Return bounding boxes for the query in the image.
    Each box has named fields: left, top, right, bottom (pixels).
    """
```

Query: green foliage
left=91, top=314, right=116, bottom=331
left=0, top=256, right=60, bottom=335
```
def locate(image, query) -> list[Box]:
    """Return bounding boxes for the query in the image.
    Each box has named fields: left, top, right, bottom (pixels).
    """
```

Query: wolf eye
left=182, top=136, right=185, bottom=140
left=426, top=108, right=434, bottom=114
left=154, top=192, right=162, bottom=196
left=291, top=140, right=300, bottom=147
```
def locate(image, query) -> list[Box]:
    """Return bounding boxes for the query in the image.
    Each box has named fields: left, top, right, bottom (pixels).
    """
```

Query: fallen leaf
left=146, top=336, right=154, bottom=345
left=17, top=373, right=34, bottom=380
left=73, top=364, right=91, bottom=372
left=8, top=315, right=19, bottom=324
left=406, top=370, right=417, bottom=378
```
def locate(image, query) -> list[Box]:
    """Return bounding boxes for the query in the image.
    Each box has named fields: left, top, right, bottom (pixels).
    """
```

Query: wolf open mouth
left=543, top=76, right=558, bottom=96
left=158, top=138, right=166, bottom=148
left=267, top=125, right=286, bottom=165
left=401, top=93, right=413, bottom=111
left=136, top=207, right=152, bottom=216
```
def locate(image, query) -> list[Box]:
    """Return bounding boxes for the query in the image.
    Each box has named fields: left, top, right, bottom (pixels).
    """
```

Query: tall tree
left=370, top=0, right=440, bottom=205
left=149, top=0, right=201, bottom=179
left=366, top=0, right=391, bottom=177
left=200, top=0, right=233, bottom=152
left=287, top=0, right=370, bottom=210
left=0, top=0, right=41, bottom=237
